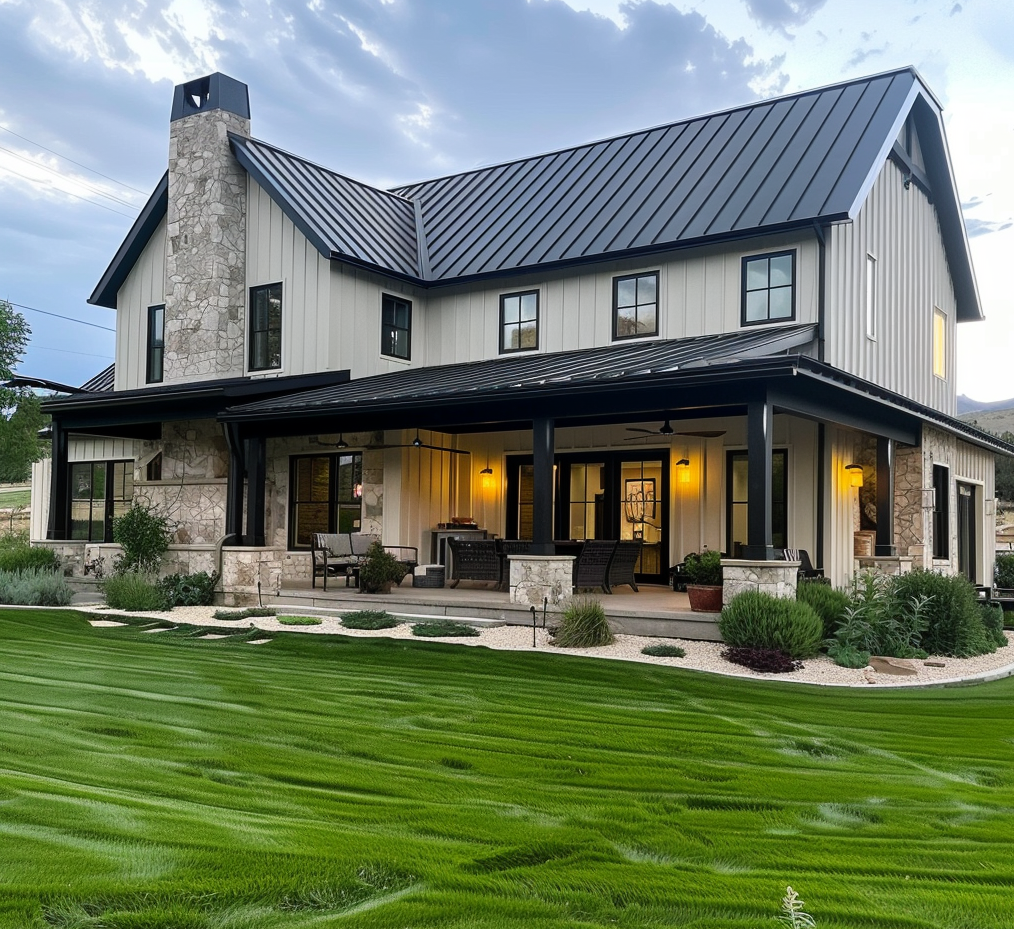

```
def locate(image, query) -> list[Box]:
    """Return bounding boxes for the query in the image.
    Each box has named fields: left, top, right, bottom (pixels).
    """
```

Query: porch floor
left=271, top=579, right=723, bottom=641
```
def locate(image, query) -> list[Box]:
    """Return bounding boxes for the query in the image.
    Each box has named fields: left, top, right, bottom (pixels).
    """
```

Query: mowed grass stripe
left=1, top=609, right=1013, bottom=928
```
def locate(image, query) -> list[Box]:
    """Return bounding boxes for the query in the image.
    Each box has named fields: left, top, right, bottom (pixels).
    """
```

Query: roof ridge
left=390, top=67, right=923, bottom=195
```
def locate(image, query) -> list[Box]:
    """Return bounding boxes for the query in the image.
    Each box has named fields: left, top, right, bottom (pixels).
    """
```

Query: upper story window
left=742, top=251, right=795, bottom=325
left=146, top=304, right=164, bottom=383
left=613, top=272, right=658, bottom=340
left=933, top=307, right=946, bottom=378
left=249, top=282, right=282, bottom=371
left=865, top=254, right=877, bottom=340
left=382, top=294, right=412, bottom=360
left=500, top=290, right=539, bottom=353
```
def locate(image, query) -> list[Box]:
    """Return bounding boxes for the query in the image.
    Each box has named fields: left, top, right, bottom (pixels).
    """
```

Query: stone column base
left=221, top=546, right=284, bottom=606
left=722, top=558, right=799, bottom=605
left=856, top=555, right=913, bottom=576
left=509, top=555, right=576, bottom=607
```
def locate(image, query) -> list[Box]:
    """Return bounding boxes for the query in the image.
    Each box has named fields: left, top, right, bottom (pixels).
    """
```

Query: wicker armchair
left=447, top=538, right=501, bottom=587
left=607, top=540, right=642, bottom=592
left=572, top=540, right=617, bottom=593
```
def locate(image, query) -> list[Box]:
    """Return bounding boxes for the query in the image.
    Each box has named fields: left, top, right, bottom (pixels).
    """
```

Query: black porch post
left=47, top=419, right=69, bottom=540
left=742, top=395, right=775, bottom=560
left=875, top=436, right=895, bottom=556
left=532, top=417, right=555, bottom=555
left=244, top=435, right=266, bottom=547
left=223, top=423, right=245, bottom=541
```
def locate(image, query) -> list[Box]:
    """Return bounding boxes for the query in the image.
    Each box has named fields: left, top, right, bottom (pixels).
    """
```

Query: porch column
left=531, top=416, right=555, bottom=555
left=875, top=436, right=895, bottom=556
left=243, top=435, right=266, bottom=547
left=742, top=395, right=776, bottom=560
left=47, top=419, right=69, bottom=540
left=223, top=423, right=245, bottom=541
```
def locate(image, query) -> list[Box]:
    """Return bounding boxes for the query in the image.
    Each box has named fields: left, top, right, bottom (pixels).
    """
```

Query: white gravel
left=84, top=604, right=1014, bottom=689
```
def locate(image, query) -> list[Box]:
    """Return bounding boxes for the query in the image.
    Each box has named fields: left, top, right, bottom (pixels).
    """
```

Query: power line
left=0, top=161, right=137, bottom=218
left=0, top=124, right=149, bottom=195
left=29, top=346, right=114, bottom=359
left=0, top=143, right=140, bottom=209
left=8, top=302, right=116, bottom=333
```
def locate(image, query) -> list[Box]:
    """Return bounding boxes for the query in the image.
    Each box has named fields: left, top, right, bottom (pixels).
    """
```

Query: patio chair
left=783, top=548, right=824, bottom=581
left=607, top=540, right=642, bottom=593
left=312, top=533, right=358, bottom=590
left=447, top=538, right=501, bottom=587
left=573, top=540, right=617, bottom=594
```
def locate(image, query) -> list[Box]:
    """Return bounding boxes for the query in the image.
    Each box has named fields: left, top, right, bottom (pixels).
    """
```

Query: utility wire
left=8, top=302, right=116, bottom=333
left=0, top=161, right=136, bottom=218
left=30, top=346, right=114, bottom=359
left=0, top=124, right=149, bottom=195
left=0, top=143, right=139, bottom=209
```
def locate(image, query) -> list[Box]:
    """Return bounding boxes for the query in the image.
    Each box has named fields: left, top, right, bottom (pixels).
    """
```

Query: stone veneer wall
left=509, top=555, right=575, bottom=607
left=164, top=106, right=250, bottom=383
left=722, top=559, right=798, bottom=604
left=893, top=443, right=928, bottom=568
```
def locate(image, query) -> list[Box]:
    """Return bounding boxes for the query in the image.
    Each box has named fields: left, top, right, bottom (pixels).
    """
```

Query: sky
left=0, top=0, right=1012, bottom=401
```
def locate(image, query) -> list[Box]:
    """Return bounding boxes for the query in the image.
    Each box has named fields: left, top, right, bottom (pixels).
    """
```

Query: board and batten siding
left=422, top=233, right=818, bottom=366
left=825, top=157, right=958, bottom=415
left=115, top=220, right=167, bottom=391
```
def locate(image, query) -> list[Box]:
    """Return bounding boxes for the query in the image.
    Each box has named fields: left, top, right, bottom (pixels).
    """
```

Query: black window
left=69, top=460, right=133, bottom=542
left=726, top=449, right=788, bottom=556
left=500, top=290, right=539, bottom=353
left=613, top=272, right=658, bottom=340
left=289, top=453, right=363, bottom=549
left=249, top=282, right=282, bottom=371
left=382, top=294, right=412, bottom=360
left=146, top=304, right=164, bottom=383
left=933, top=464, right=949, bottom=559
left=742, top=251, right=795, bottom=325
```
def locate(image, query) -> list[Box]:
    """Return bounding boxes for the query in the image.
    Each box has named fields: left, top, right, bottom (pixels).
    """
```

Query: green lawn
left=1, top=609, right=1012, bottom=928
left=0, top=489, right=30, bottom=509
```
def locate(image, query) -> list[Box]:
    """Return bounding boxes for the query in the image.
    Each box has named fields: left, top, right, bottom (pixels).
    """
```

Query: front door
left=957, top=482, right=977, bottom=583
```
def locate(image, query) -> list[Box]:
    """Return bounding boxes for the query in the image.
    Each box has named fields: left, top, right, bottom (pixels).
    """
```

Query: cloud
left=742, top=0, right=828, bottom=34
left=845, top=44, right=886, bottom=69
left=964, top=218, right=1012, bottom=238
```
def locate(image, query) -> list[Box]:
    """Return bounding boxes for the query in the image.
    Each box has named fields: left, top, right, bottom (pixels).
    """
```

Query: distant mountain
left=957, top=394, right=1014, bottom=415
left=959, top=405, right=1014, bottom=437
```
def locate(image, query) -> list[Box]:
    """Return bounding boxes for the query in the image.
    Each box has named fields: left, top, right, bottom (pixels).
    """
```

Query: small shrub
left=551, top=598, right=614, bottom=648
left=796, top=579, right=850, bottom=640
left=412, top=620, right=480, bottom=637
left=980, top=603, right=1008, bottom=649
left=891, top=569, right=994, bottom=657
left=112, top=503, right=174, bottom=574
left=826, top=642, right=871, bottom=669
left=359, top=542, right=408, bottom=593
left=0, top=568, right=74, bottom=606
left=683, top=550, right=723, bottom=586
left=830, top=572, right=930, bottom=659
left=159, top=571, right=219, bottom=607
left=995, top=552, right=1014, bottom=590
left=641, top=643, right=686, bottom=658
left=719, top=591, right=823, bottom=658
left=342, top=610, right=400, bottom=630
left=101, top=572, right=170, bottom=612
left=721, top=646, right=803, bottom=674
left=212, top=606, right=277, bottom=621
left=246, top=607, right=277, bottom=617
left=0, top=543, right=59, bottom=574
left=278, top=616, right=322, bottom=626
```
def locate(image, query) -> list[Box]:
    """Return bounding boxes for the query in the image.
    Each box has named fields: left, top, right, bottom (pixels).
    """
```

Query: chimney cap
left=171, top=73, right=250, bottom=122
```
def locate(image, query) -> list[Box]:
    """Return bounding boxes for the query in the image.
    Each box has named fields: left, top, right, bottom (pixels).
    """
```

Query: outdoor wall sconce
left=675, top=458, right=691, bottom=484
left=480, top=463, right=495, bottom=492
left=845, top=463, right=864, bottom=488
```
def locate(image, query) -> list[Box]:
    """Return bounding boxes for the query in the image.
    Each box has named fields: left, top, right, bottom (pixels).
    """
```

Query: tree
left=996, top=431, right=1014, bottom=503
left=0, top=392, right=49, bottom=483
left=0, top=298, right=31, bottom=410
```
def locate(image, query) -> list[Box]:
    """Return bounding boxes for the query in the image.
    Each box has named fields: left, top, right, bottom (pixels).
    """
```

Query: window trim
left=865, top=253, right=877, bottom=341
left=741, top=249, right=796, bottom=327
left=248, top=281, right=283, bottom=372
left=288, top=452, right=364, bottom=550
left=146, top=304, right=164, bottom=384
left=933, top=307, right=946, bottom=379
left=499, top=289, right=540, bottom=354
left=612, top=271, right=660, bottom=341
left=381, top=293, right=412, bottom=361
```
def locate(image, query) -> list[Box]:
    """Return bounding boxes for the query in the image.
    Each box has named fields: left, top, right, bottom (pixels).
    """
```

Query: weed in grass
left=278, top=616, right=323, bottom=626
left=341, top=610, right=400, bottom=630
left=778, top=886, right=816, bottom=928
left=412, top=620, right=480, bottom=637
left=641, top=644, right=686, bottom=658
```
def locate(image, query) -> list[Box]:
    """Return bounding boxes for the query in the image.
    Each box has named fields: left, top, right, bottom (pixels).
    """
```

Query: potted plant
left=358, top=542, right=408, bottom=594
left=683, top=550, right=723, bottom=612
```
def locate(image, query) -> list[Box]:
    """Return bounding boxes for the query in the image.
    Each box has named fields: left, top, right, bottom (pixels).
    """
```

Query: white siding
left=826, top=158, right=958, bottom=414
left=115, top=220, right=167, bottom=391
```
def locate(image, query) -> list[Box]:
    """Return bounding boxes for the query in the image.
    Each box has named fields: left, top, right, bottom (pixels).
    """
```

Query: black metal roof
left=88, top=67, right=980, bottom=322
left=225, top=324, right=818, bottom=420
left=80, top=364, right=115, bottom=392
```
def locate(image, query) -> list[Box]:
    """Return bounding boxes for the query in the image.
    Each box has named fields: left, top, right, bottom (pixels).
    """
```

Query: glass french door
left=957, top=482, right=977, bottom=583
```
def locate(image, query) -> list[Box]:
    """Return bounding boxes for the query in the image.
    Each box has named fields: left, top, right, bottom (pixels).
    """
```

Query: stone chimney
left=164, top=73, right=250, bottom=383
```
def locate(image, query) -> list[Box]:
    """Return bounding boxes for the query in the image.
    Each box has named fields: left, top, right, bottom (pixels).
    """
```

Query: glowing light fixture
left=846, top=463, right=864, bottom=488
left=675, top=457, right=691, bottom=484
left=480, top=456, right=495, bottom=492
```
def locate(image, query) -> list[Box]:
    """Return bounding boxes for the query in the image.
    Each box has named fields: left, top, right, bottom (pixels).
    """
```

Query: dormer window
left=742, top=251, right=795, bottom=325
left=249, top=283, right=282, bottom=371
left=612, top=272, right=658, bottom=340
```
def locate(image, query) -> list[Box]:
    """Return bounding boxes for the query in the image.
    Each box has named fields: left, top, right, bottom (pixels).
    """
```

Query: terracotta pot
left=686, top=584, right=723, bottom=613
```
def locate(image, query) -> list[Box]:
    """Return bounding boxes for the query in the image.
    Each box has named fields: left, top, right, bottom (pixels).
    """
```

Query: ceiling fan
left=310, top=431, right=469, bottom=455
left=625, top=419, right=726, bottom=439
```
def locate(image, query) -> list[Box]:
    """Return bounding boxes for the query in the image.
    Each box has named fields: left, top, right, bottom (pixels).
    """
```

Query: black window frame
left=146, top=304, right=164, bottom=384
left=381, top=294, right=412, bottom=360
left=499, top=290, right=539, bottom=354
left=288, top=452, right=364, bottom=550
left=68, top=459, right=134, bottom=542
left=932, top=464, right=949, bottom=559
left=249, top=282, right=283, bottom=372
left=741, top=250, right=796, bottom=326
left=726, top=449, right=789, bottom=556
left=612, top=271, right=659, bottom=341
